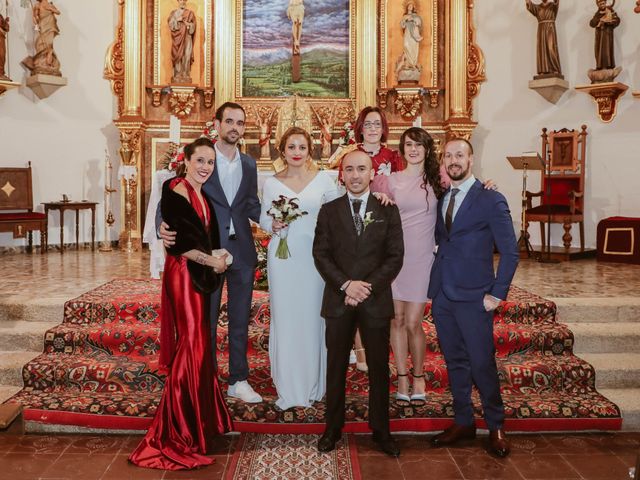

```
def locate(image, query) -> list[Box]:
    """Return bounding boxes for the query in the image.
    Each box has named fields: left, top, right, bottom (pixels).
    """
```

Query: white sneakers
left=228, top=380, right=263, bottom=403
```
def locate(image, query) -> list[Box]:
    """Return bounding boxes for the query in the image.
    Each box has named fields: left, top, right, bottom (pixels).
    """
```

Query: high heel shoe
left=395, top=373, right=410, bottom=405
left=354, top=348, right=368, bottom=373
left=409, top=369, right=426, bottom=406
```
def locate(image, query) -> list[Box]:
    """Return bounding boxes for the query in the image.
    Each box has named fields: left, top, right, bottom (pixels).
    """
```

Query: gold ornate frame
left=104, top=0, right=485, bottom=247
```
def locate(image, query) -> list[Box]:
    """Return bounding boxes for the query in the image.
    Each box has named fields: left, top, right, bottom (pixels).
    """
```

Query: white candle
left=169, top=115, right=181, bottom=143
left=413, top=116, right=422, bottom=128
left=105, top=149, right=111, bottom=190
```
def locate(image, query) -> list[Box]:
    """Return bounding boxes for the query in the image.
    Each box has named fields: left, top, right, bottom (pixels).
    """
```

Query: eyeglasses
left=362, top=121, right=383, bottom=130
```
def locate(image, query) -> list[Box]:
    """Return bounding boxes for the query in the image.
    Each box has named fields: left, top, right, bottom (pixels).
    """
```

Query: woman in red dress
left=353, top=106, right=404, bottom=176
left=130, top=137, right=233, bottom=470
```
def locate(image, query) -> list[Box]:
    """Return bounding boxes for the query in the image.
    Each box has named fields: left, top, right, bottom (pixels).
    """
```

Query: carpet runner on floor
left=6, top=279, right=621, bottom=432
left=225, top=433, right=360, bottom=480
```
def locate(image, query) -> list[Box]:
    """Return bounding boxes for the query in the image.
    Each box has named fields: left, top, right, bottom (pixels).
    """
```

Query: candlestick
left=169, top=115, right=181, bottom=143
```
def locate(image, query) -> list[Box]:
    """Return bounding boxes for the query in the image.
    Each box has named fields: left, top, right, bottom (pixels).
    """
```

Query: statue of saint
left=525, top=0, right=563, bottom=78
left=590, top=0, right=620, bottom=71
left=287, top=0, right=304, bottom=56
left=168, top=0, right=196, bottom=83
left=395, top=2, right=423, bottom=82
left=0, top=13, right=9, bottom=80
left=22, top=0, right=61, bottom=76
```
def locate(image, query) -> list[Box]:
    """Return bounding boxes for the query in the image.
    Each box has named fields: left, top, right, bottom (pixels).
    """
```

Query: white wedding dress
left=259, top=171, right=338, bottom=410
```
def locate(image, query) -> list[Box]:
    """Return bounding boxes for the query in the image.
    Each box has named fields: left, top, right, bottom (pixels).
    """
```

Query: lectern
left=507, top=153, right=544, bottom=258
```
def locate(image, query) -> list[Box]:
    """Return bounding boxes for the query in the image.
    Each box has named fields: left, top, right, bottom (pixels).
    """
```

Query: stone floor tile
left=101, top=454, right=167, bottom=480
left=509, top=454, right=581, bottom=479
left=0, top=453, right=60, bottom=479
left=561, top=453, right=630, bottom=480
left=40, top=453, right=117, bottom=480
left=398, top=455, right=464, bottom=479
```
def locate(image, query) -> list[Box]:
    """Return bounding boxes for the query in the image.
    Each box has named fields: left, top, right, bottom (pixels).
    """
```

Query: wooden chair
left=0, top=162, right=47, bottom=253
left=524, top=125, right=587, bottom=252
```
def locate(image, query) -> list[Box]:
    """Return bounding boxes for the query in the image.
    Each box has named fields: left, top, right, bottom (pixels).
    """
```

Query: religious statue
left=22, top=0, right=62, bottom=76
left=251, top=105, right=277, bottom=161
left=312, top=104, right=337, bottom=161
left=588, top=0, right=621, bottom=83
left=525, top=0, right=563, bottom=78
left=168, top=0, right=196, bottom=83
left=287, top=0, right=304, bottom=56
left=395, top=2, right=423, bottom=83
left=0, top=13, right=9, bottom=80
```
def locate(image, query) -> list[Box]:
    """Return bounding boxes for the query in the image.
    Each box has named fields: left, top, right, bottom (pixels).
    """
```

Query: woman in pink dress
left=372, top=127, right=443, bottom=405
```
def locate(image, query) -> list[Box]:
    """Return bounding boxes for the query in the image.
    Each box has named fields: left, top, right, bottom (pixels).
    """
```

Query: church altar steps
left=0, top=321, right=60, bottom=352
left=0, top=299, right=64, bottom=323
left=0, top=351, right=40, bottom=386
left=599, top=389, right=640, bottom=431
left=5, top=280, right=622, bottom=433
left=0, top=385, right=21, bottom=403
left=578, top=353, right=640, bottom=389
left=566, top=323, right=640, bottom=354
left=553, top=297, right=640, bottom=323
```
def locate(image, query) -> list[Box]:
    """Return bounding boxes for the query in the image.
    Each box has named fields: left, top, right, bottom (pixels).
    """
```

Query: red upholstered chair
left=524, top=125, right=587, bottom=252
left=0, top=162, right=47, bottom=253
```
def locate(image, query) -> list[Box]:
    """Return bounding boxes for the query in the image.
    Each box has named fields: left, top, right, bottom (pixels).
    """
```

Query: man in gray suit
left=160, top=102, right=262, bottom=403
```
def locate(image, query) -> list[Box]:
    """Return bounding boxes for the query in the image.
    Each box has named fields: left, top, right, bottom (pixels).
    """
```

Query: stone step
left=580, top=353, right=640, bottom=389
left=0, top=298, right=63, bottom=323
left=598, top=388, right=640, bottom=431
left=0, top=351, right=39, bottom=386
left=0, top=322, right=58, bottom=352
left=552, top=297, right=640, bottom=323
left=0, top=384, right=22, bottom=403
left=566, top=322, right=640, bottom=354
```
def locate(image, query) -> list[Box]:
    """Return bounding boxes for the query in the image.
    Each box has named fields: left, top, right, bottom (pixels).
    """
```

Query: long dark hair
left=399, top=128, right=443, bottom=206
left=177, top=137, right=216, bottom=177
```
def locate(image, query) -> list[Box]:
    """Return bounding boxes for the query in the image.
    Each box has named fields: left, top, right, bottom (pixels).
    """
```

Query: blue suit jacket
left=157, top=152, right=260, bottom=269
left=427, top=179, right=519, bottom=302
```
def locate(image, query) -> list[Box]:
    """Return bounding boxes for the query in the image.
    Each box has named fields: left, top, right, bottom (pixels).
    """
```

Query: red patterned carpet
left=6, top=279, right=621, bottom=432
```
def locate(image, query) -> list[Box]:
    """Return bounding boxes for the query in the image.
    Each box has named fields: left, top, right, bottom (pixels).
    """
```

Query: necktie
left=445, top=188, right=460, bottom=233
left=351, top=199, right=364, bottom=236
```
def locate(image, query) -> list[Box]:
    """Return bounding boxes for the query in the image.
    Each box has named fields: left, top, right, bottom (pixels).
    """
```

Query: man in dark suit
left=159, top=102, right=262, bottom=403
left=428, top=138, right=519, bottom=457
left=312, top=150, right=404, bottom=457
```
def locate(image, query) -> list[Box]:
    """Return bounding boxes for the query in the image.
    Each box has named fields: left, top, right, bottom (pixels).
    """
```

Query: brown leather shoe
left=487, top=429, right=510, bottom=458
left=430, top=423, right=476, bottom=448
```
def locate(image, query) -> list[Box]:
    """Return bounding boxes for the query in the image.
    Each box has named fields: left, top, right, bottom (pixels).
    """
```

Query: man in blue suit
left=428, top=138, right=519, bottom=457
left=160, top=102, right=262, bottom=403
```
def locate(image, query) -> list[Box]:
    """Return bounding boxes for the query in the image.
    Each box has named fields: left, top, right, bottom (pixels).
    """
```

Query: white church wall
left=474, top=0, right=640, bottom=249
left=1, top=1, right=638, bottom=250
left=0, top=1, right=119, bottom=249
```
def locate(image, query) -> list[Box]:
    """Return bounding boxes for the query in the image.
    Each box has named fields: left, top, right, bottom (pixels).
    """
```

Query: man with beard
left=427, top=138, right=518, bottom=457
left=160, top=102, right=263, bottom=403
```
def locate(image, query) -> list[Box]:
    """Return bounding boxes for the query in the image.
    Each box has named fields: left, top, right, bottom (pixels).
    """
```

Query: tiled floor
left=0, top=429, right=637, bottom=479
left=1, top=249, right=639, bottom=302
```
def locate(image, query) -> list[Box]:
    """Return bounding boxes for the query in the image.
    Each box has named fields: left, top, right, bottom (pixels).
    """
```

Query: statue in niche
left=0, top=13, right=9, bottom=80
left=525, top=0, right=563, bottom=79
left=168, top=0, right=196, bottom=83
left=252, top=105, right=277, bottom=161
left=22, top=0, right=62, bottom=76
left=312, top=104, right=337, bottom=161
left=287, top=0, right=304, bottom=56
left=395, top=1, right=423, bottom=83
left=588, top=0, right=621, bottom=83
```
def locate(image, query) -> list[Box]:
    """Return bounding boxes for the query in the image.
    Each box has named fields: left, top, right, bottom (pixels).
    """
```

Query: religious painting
left=240, top=0, right=352, bottom=98
left=549, top=132, right=578, bottom=172
left=380, top=0, right=438, bottom=89
left=153, top=0, right=213, bottom=87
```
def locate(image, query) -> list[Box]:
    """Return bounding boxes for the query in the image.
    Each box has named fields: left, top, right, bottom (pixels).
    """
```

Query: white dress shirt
left=347, top=190, right=370, bottom=220
left=441, top=174, right=476, bottom=224
left=215, top=143, right=242, bottom=236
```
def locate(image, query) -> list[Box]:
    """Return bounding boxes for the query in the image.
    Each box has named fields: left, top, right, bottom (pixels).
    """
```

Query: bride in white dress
left=259, top=127, right=338, bottom=410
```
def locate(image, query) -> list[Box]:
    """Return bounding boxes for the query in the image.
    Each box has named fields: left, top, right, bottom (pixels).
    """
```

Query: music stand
left=507, top=152, right=543, bottom=258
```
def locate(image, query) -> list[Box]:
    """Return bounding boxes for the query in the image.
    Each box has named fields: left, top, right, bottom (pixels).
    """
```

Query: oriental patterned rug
left=225, top=433, right=360, bottom=480
left=6, top=279, right=622, bottom=432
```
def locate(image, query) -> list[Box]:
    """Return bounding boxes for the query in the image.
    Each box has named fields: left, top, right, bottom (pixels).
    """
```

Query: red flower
left=260, top=238, right=269, bottom=248
left=255, top=270, right=262, bottom=281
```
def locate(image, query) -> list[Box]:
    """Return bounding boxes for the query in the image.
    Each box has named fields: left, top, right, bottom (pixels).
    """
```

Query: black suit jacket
left=312, top=193, right=404, bottom=325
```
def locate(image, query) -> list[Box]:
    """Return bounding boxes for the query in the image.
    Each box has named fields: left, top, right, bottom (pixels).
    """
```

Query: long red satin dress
left=129, top=177, right=233, bottom=470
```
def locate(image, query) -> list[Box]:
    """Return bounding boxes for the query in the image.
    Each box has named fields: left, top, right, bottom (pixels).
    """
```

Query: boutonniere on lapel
left=363, top=211, right=375, bottom=230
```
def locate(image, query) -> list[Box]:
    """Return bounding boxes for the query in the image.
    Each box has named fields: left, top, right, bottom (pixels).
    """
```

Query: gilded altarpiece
left=105, top=0, right=484, bottom=247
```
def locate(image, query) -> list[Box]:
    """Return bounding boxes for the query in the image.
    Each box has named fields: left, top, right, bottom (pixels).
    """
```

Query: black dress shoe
left=430, top=423, right=476, bottom=448
left=372, top=431, right=401, bottom=457
left=318, top=429, right=341, bottom=453
left=487, top=429, right=510, bottom=458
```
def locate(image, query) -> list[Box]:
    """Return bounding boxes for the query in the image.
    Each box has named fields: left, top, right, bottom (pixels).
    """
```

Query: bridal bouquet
left=267, top=195, right=308, bottom=259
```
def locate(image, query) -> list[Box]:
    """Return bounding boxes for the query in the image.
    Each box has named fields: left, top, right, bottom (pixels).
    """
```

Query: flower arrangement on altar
left=160, top=122, right=219, bottom=171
